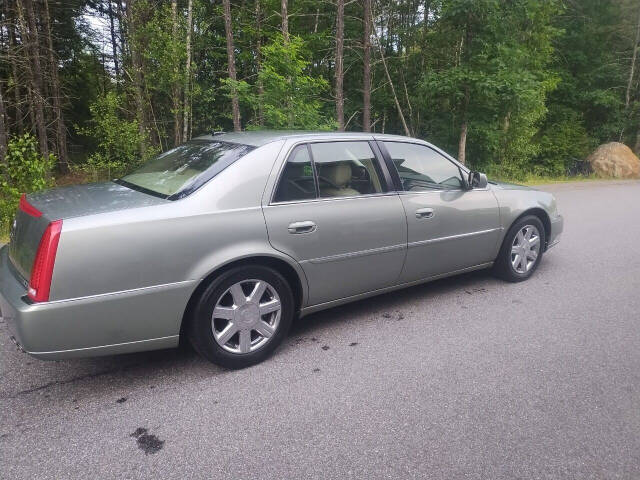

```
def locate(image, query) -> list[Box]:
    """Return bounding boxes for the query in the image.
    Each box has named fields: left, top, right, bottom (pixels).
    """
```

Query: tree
left=126, top=0, right=151, bottom=156
left=0, top=82, right=7, bottom=161
left=171, top=0, right=181, bottom=145
left=16, top=0, right=48, bottom=159
left=183, top=0, right=193, bottom=140
left=335, top=0, right=345, bottom=130
left=281, top=0, right=289, bottom=42
left=43, top=0, right=68, bottom=170
left=223, top=0, right=241, bottom=131
left=362, top=0, right=372, bottom=132
left=231, top=35, right=334, bottom=130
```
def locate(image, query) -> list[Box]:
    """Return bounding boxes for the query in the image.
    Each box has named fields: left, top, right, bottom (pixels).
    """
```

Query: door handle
left=415, top=207, right=435, bottom=219
left=288, top=221, right=317, bottom=234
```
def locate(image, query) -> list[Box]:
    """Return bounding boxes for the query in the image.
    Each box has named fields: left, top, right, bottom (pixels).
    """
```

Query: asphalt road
left=2, top=180, right=640, bottom=479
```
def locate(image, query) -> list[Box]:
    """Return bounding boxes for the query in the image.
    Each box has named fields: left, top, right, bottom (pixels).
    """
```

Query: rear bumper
left=547, top=214, right=563, bottom=250
left=0, top=245, right=193, bottom=360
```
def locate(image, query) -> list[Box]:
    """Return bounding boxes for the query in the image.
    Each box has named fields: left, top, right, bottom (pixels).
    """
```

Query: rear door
left=379, top=141, right=501, bottom=283
left=263, top=140, right=407, bottom=306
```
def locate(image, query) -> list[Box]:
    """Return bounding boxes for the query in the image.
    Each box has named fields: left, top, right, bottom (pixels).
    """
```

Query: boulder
left=586, top=142, right=640, bottom=179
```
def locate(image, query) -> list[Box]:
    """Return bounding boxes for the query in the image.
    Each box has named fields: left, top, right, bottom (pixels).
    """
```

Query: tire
left=187, top=265, right=294, bottom=369
left=493, top=215, right=546, bottom=283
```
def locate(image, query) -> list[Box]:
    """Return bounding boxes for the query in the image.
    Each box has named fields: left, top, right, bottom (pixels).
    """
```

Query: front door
left=379, top=141, right=501, bottom=283
left=263, top=141, right=407, bottom=306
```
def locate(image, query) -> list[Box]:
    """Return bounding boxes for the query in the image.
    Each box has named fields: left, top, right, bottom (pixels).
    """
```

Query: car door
left=379, top=141, right=501, bottom=284
left=263, top=140, right=407, bottom=306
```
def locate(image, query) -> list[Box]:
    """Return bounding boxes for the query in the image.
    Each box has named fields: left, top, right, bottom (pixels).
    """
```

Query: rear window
left=117, top=140, right=254, bottom=199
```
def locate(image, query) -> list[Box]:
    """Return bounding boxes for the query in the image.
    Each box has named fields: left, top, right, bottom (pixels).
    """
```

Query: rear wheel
left=188, top=265, right=294, bottom=369
left=493, top=215, right=545, bottom=282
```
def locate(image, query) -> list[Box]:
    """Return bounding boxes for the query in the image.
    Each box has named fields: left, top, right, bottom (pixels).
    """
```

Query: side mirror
left=468, top=171, right=488, bottom=189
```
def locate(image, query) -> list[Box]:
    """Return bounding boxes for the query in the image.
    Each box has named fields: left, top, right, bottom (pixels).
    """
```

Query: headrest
left=321, top=162, right=352, bottom=187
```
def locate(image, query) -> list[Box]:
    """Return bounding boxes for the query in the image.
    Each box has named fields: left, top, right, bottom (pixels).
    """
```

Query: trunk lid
left=8, top=182, right=168, bottom=282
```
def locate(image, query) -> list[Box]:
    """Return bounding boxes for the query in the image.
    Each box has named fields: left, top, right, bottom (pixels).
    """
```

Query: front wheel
left=188, top=265, right=294, bottom=369
left=493, top=215, right=545, bottom=282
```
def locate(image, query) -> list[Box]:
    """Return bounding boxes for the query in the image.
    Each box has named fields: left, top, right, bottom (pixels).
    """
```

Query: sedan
left=0, top=131, right=563, bottom=368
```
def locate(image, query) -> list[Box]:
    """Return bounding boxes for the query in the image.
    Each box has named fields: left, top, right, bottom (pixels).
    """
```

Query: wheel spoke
left=260, top=299, right=281, bottom=316
left=527, top=249, right=538, bottom=261
left=519, top=254, right=527, bottom=272
left=529, top=236, right=540, bottom=248
left=216, top=322, right=239, bottom=345
left=213, top=306, right=234, bottom=320
left=511, top=245, right=520, bottom=255
left=512, top=254, right=521, bottom=269
left=524, top=227, right=533, bottom=240
left=248, top=281, right=267, bottom=303
left=516, top=230, right=525, bottom=246
left=238, top=329, right=251, bottom=353
left=254, top=320, right=275, bottom=339
left=229, top=283, right=247, bottom=307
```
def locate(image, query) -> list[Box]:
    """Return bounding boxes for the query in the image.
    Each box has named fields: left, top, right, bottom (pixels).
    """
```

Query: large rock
left=587, top=142, right=640, bottom=179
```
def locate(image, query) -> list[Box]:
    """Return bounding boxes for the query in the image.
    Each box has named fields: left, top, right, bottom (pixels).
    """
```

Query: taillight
left=28, top=220, right=63, bottom=302
left=19, top=194, right=42, bottom=217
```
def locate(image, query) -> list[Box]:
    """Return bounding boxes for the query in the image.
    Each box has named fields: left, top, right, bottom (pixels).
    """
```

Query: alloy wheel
left=510, top=225, right=541, bottom=274
left=211, top=279, right=281, bottom=354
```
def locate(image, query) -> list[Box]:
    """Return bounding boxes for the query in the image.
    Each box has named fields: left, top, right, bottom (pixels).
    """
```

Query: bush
left=0, top=134, right=55, bottom=236
left=77, top=91, right=157, bottom=180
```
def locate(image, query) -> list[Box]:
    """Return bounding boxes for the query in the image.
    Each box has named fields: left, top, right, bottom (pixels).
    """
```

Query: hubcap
left=211, top=279, right=281, bottom=354
left=511, top=225, right=541, bottom=274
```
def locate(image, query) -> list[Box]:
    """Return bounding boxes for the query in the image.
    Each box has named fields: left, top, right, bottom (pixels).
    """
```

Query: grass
left=490, top=173, right=607, bottom=186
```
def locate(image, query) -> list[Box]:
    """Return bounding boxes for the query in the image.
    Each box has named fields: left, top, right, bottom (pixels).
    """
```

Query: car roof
left=194, top=130, right=419, bottom=147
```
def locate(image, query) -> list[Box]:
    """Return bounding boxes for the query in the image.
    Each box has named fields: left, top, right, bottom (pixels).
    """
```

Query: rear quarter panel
left=51, top=140, right=288, bottom=301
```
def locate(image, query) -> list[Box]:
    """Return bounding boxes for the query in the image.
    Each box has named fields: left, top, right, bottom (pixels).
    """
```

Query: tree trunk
left=223, top=0, right=241, bottom=132
left=370, top=9, right=410, bottom=137
left=255, top=0, right=264, bottom=126
left=7, top=10, right=23, bottom=133
left=458, top=15, right=473, bottom=165
left=458, top=86, right=469, bottom=165
left=116, top=0, right=126, bottom=56
left=171, top=0, right=181, bottom=145
left=127, top=0, right=148, bottom=156
left=335, top=0, right=345, bottom=130
left=0, top=82, right=7, bottom=162
left=625, top=5, right=640, bottom=111
left=621, top=5, right=640, bottom=142
left=43, top=0, right=68, bottom=170
left=281, top=0, right=289, bottom=43
left=17, top=0, right=48, bottom=159
left=362, top=0, right=372, bottom=132
left=107, top=0, right=120, bottom=78
left=183, top=0, right=193, bottom=140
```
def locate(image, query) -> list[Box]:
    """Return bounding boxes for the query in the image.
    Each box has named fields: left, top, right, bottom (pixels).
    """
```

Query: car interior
left=274, top=144, right=384, bottom=202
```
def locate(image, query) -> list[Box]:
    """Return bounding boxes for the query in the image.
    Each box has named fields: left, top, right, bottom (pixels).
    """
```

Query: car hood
left=27, top=181, right=168, bottom=220
left=489, top=180, right=533, bottom=191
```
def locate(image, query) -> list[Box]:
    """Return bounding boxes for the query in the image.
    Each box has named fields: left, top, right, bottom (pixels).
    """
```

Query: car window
left=310, top=142, right=384, bottom=198
left=383, top=142, right=463, bottom=191
left=118, top=140, right=254, bottom=198
left=273, top=145, right=317, bottom=202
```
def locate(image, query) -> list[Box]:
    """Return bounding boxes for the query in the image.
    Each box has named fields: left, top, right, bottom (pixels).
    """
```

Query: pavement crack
left=3, top=364, right=137, bottom=399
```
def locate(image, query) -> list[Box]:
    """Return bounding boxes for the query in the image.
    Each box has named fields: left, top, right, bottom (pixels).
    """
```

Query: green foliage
left=78, top=92, right=157, bottom=180
left=226, top=34, right=335, bottom=130
left=4, top=0, right=639, bottom=188
left=421, top=0, right=562, bottom=176
left=0, top=134, right=55, bottom=234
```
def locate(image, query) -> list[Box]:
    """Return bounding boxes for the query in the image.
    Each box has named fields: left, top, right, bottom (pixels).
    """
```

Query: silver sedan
left=0, top=131, right=563, bottom=368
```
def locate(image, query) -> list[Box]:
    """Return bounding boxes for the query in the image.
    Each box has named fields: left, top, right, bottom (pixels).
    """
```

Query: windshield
left=118, top=140, right=254, bottom=198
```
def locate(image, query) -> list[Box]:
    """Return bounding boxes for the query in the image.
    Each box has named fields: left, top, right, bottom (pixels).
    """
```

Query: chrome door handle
left=415, top=208, right=434, bottom=219
left=288, top=221, right=317, bottom=234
